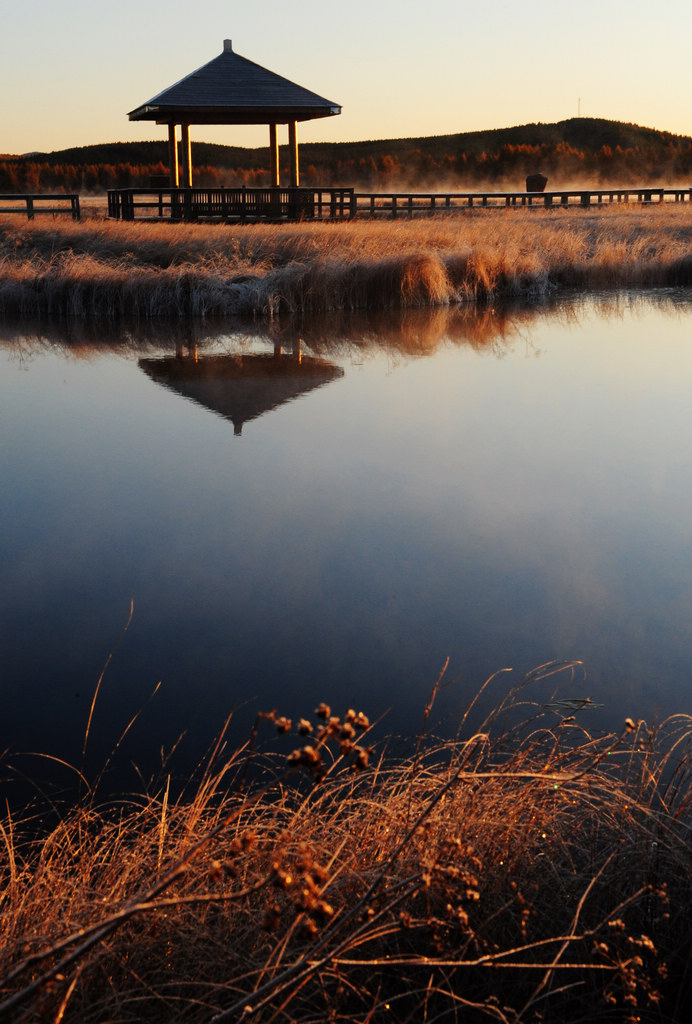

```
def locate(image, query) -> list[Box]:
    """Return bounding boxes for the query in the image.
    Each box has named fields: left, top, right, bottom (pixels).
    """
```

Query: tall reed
left=2, top=662, right=692, bottom=1022
left=2, top=206, right=692, bottom=319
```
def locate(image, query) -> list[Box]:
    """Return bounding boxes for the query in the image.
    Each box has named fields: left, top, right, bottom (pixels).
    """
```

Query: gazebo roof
left=128, top=40, right=341, bottom=126
left=139, top=352, right=344, bottom=436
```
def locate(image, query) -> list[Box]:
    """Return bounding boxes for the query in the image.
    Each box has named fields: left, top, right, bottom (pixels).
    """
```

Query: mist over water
left=3, top=292, right=692, bottom=797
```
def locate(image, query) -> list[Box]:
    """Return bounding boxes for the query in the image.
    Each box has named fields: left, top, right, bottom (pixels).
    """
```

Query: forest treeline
left=3, top=117, right=692, bottom=192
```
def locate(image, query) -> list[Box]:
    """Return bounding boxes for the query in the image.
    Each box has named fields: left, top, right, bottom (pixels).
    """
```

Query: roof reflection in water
left=139, top=341, right=344, bottom=435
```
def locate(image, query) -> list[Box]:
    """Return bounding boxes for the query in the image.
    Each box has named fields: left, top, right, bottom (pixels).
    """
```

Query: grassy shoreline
left=2, top=205, right=692, bottom=320
left=2, top=665, right=692, bottom=1023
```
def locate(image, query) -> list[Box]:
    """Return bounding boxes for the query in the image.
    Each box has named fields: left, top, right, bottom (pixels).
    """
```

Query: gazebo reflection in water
left=139, top=340, right=344, bottom=436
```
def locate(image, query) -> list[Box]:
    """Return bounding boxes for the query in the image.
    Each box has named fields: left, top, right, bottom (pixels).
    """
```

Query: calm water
left=3, top=292, right=692, bottom=795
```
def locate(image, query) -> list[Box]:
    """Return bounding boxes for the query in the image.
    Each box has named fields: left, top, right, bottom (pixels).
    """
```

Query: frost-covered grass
left=1, top=205, right=692, bottom=319
left=2, top=663, right=692, bottom=1022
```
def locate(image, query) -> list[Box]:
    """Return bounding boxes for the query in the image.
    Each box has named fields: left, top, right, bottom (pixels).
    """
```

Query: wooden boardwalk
left=1, top=188, right=689, bottom=225
left=102, top=185, right=692, bottom=223
left=0, top=193, right=81, bottom=220
left=354, top=187, right=692, bottom=217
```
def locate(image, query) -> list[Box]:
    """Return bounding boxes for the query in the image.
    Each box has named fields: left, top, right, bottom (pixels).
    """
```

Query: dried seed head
left=302, top=874, right=320, bottom=896
left=315, top=703, right=331, bottom=720
left=313, top=899, right=334, bottom=922
left=298, top=718, right=312, bottom=735
left=288, top=744, right=325, bottom=778
left=300, top=918, right=318, bottom=939
left=275, top=716, right=292, bottom=734
left=272, top=868, right=292, bottom=890
left=228, top=830, right=257, bottom=856
left=288, top=745, right=319, bottom=765
left=446, top=903, right=469, bottom=927
left=353, top=746, right=369, bottom=770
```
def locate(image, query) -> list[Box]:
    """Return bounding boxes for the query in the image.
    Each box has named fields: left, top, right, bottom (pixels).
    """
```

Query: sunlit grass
left=1, top=205, right=692, bottom=318
left=2, top=662, right=692, bottom=1022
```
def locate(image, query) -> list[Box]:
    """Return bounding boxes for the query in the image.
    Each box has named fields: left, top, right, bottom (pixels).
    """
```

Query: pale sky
left=2, top=0, right=691, bottom=155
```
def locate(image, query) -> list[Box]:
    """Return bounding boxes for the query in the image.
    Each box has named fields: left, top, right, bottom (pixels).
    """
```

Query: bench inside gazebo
left=110, top=39, right=348, bottom=222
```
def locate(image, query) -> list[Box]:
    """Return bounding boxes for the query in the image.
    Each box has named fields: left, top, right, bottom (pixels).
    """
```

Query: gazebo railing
left=107, top=187, right=355, bottom=222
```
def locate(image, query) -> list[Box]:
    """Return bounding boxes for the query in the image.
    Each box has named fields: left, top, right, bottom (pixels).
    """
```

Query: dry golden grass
left=2, top=663, right=692, bottom=1023
left=1, top=205, right=692, bottom=319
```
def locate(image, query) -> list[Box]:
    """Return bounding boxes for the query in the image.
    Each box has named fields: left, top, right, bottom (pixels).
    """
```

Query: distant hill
left=4, top=119, right=692, bottom=191
left=12, top=118, right=692, bottom=168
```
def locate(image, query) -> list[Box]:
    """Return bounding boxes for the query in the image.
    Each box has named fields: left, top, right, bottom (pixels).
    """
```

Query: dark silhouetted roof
left=139, top=352, right=344, bottom=436
left=128, top=40, right=341, bottom=125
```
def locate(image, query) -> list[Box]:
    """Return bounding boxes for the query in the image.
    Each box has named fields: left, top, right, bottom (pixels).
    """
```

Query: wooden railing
left=353, top=188, right=692, bottom=217
left=0, top=193, right=81, bottom=220
left=107, top=187, right=356, bottom=222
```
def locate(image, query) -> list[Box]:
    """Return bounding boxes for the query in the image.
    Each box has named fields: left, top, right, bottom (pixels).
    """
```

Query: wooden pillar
left=168, top=124, right=179, bottom=187
left=269, top=124, right=280, bottom=186
left=288, top=120, right=299, bottom=187
left=180, top=123, right=192, bottom=187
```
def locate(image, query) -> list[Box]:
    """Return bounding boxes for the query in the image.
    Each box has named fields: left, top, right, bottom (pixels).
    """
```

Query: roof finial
left=223, top=39, right=233, bottom=52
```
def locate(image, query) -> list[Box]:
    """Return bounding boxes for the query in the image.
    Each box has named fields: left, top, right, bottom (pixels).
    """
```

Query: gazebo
left=128, top=40, right=341, bottom=188
left=139, top=347, right=344, bottom=436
